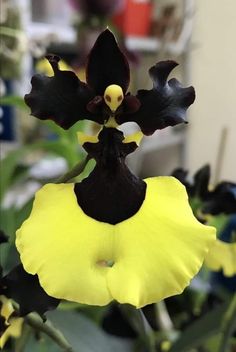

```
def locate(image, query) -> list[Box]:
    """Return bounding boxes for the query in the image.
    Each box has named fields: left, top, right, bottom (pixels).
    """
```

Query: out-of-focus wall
left=187, top=0, right=236, bottom=182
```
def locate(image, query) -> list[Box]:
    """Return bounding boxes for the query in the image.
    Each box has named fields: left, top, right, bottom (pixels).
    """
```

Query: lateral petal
left=25, top=55, right=102, bottom=129
left=118, top=61, right=195, bottom=135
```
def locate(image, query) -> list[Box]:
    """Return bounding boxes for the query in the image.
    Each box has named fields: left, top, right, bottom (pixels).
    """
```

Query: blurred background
left=0, top=1, right=236, bottom=351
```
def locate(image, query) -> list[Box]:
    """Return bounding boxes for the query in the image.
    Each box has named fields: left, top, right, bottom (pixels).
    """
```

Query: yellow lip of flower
left=16, top=177, right=215, bottom=308
left=204, top=240, right=236, bottom=276
left=0, top=296, right=23, bottom=349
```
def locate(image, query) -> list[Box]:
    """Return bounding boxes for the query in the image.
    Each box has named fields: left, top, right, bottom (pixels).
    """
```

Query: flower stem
left=218, top=294, right=236, bottom=352
left=155, top=301, right=173, bottom=333
left=25, top=313, right=74, bottom=352
left=56, top=155, right=91, bottom=183
left=138, top=309, right=156, bottom=352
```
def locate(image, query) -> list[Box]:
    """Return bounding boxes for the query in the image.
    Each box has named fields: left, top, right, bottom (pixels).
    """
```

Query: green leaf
left=0, top=140, right=79, bottom=200
left=169, top=300, right=230, bottom=352
left=47, top=310, right=133, bottom=352
left=24, top=334, right=60, bottom=352
left=0, top=147, right=28, bottom=200
left=1, top=95, right=28, bottom=110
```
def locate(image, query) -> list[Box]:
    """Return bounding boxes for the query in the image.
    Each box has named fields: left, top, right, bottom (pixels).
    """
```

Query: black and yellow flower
left=25, top=29, right=195, bottom=135
left=0, top=233, right=59, bottom=349
left=0, top=295, right=23, bottom=349
left=16, top=30, right=215, bottom=308
left=173, top=165, right=236, bottom=277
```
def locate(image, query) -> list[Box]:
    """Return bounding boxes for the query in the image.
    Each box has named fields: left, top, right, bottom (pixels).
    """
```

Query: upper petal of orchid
left=117, top=61, right=195, bottom=135
left=24, top=55, right=103, bottom=129
left=203, top=182, right=236, bottom=215
left=86, top=29, right=130, bottom=95
left=192, top=164, right=211, bottom=199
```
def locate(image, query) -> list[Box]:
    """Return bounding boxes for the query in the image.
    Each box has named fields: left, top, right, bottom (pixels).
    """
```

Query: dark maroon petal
left=171, top=168, right=193, bottom=194
left=121, top=94, right=141, bottom=114
left=118, top=60, right=195, bottom=135
left=193, top=164, right=211, bottom=200
left=203, top=182, right=236, bottom=215
left=0, top=265, right=59, bottom=317
left=25, top=55, right=104, bottom=129
left=86, top=29, right=130, bottom=95
left=86, top=95, right=104, bottom=113
left=74, top=128, right=146, bottom=224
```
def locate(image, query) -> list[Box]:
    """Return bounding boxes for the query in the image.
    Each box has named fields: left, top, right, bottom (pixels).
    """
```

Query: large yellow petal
left=107, top=177, right=215, bottom=307
left=16, top=177, right=215, bottom=308
left=204, top=240, right=236, bottom=276
left=16, top=184, right=113, bottom=306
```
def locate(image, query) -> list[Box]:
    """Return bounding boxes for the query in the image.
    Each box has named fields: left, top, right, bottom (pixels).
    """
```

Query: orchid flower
left=15, top=30, right=215, bottom=308
left=173, top=165, right=236, bottom=277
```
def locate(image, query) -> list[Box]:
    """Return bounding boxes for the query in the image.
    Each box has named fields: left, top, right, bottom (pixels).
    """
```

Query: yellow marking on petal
left=104, top=116, right=118, bottom=128
left=16, top=177, right=215, bottom=308
left=77, top=132, right=99, bottom=146
left=123, top=131, right=143, bottom=146
left=204, top=240, right=236, bottom=276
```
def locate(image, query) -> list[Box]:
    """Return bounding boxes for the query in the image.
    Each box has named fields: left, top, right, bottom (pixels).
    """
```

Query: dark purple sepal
left=119, top=60, right=195, bottom=135
left=24, top=55, right=103, bottom=129
left=0, top=265, right=60, bottom=318
left=86, top=29, right=130, bottom=95
left=193, top=164, right=211, bottom=200
left=122, top=95, right=141, bottom=114
left=172, top=165, right=211, bottom=200
left=86, top=95, right=104, bottom=115
left=203, top=182, right=236, bottom=215
left=115, top=95, right=141, bottom=124
left=171, top=168, right=192, bottom=192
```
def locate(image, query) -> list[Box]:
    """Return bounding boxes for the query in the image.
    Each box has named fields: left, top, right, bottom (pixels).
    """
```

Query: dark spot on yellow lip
left=105, top=94, right=111, bottom=102
left=97, top=260, right=114, bottom=267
